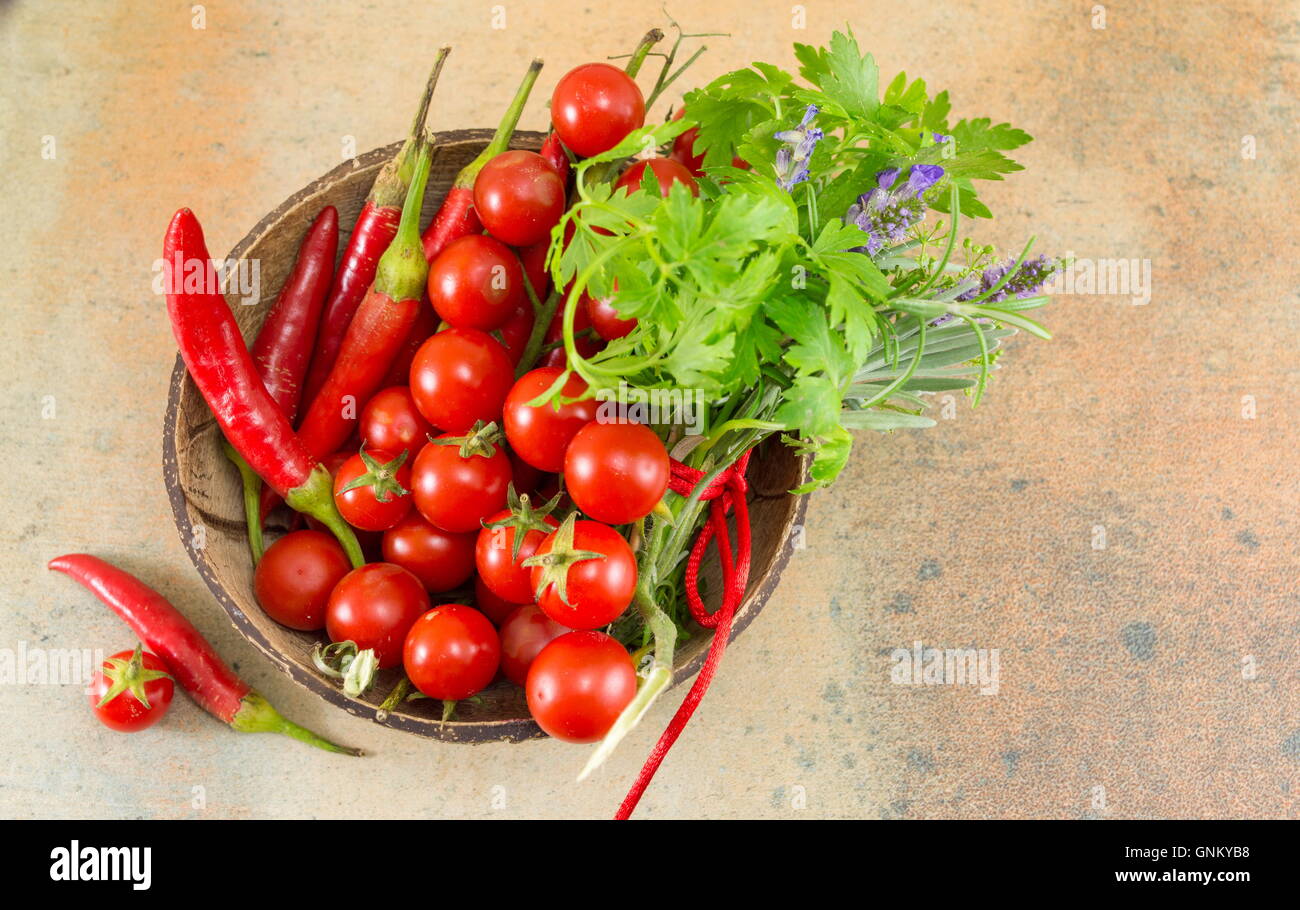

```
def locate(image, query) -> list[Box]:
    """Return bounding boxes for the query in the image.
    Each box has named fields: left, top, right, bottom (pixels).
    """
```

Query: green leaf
left=840, top=408, right=937, bottom=431
left=774, top=374, right=844, bottom=438
left=767, top=295, right=854, bottom=385
left=794, top=29, right=879, bottom=118
left=950, top=117, right=1033, bottom=152
left=786, top=425, right=853, bottom=493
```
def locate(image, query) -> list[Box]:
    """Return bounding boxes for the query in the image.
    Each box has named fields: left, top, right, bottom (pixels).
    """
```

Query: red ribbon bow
left=616, top=451, right=753, bottom=819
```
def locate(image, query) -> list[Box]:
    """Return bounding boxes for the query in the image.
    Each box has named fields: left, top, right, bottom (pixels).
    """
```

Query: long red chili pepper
left=295, top=138, right=434, bottom=459
left=300, top=47, right=451, bottom=409
left=221, top=206, right=337, bottom=559
left=163, top=207, right=363, bottom=568
left=252, top=206, right=338, bottom=422
left=49, top=554, right=361, bottom=755
left=381, top=295, right=438, bottom=387
left=420, top=58, right=543, bottom=263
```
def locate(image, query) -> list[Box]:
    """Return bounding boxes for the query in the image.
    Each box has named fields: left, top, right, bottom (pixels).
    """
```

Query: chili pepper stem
left=285, top=464, right=366, bottom=568
left=454, top=58, right=544, bottom=190
left=222, top=441, right=265, bottom=563
left=371, top=48, right=450, bottom=208
left=231, top=692, right=362, bottom=756
left=375, top=137, right=435, bottom=302
left=396, top=47, right=452, bottom=185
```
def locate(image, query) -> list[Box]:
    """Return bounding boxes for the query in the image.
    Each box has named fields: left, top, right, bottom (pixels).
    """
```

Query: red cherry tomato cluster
left=246, top=57, right=691, bottom=742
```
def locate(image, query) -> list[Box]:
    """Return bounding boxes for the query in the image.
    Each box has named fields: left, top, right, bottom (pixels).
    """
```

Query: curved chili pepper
left=49, top=554, right=361, bottom=755
left=420, top=58, right=543, bottom=263
left=301, top=47, right=451, bottom=409
left=163, top=207, right=363, bottom=568
left=225, top=206, right=337, bottom=559
left=296, top=138, right=434, bottom=459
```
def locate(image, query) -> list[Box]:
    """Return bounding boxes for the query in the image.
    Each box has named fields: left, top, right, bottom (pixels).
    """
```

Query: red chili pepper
left=421, top=58, right=543, bottom=263
left=253, top=205, right=338, bottom=422
left=223, top=206, right=337, bottom=559
left=381, top=295, right=439, bottom=387
left=301, top=47, right=451, bottom=409
left=163, top=207, right=363, bottom=568
left=295, top=138, right=434, bottom=460
left=539, top=130, right=571, bottom=185
left=49, top=554, right=361, bottom=755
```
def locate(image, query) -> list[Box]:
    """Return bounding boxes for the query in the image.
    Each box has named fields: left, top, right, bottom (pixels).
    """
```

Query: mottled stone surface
left=1, top=1, right=1295, bottom=819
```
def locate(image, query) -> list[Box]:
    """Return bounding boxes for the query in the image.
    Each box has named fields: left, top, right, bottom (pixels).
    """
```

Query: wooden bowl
left=162, top=130, right=808, bottom=742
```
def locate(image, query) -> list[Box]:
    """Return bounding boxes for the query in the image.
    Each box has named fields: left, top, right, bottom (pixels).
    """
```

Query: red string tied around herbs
left=616, top=450, right=753, bottom=820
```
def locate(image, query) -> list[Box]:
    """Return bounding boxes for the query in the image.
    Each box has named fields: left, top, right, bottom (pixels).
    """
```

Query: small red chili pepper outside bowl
left=162, top=130, right=808, bottom=742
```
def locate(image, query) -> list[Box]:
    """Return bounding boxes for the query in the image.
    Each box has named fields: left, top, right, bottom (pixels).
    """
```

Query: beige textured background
left=1, top=0, right=1296, bottom=819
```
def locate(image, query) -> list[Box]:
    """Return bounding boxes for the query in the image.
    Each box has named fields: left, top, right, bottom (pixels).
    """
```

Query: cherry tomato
left=333, top=447, right=413, bottom=532
left=382, top=511, right=477, bottom=593
left=670, top=126, right=705, bottom=175
left=518, top=238, right=551, bottom=301
left=550, top=62, right=645, bottom=158
left=583, top=288, right=636, bottom=340
left=254, top=529, right=351, bottom=630
left=476, top=508, right=560, bottom=604
left=88, top=645, right=174, bottom=733
left=530, top=518, right=637, bottom=629
left=410, top=432, right=511, bottom=533
left=326, top=563, right=430, bottom=668
left=360, top=386, right=434, bottom=455
left=508, top=448, right=545, bottom=495
left=526, top=631, right=635, bottom=742
left=499, top=604, right=568, bottom=686
left=614, top=157, right=699, bottom=198
left=403, top=605, right=501, bottom=700
left=670, top=108, right=751, bottom=174
left=503, top=367, right=599, bottom=472
left=539, top=302, right=604, bottom=368
left=564, top=421, right=669, bottom=525
left=409, top=327, right=514, bottom=433
left=428, top=234, right=525, bottom=331
left=473, top=150, right=566, bottom=247
left=475, top=575, right=519, bottom=626
left=490, top=303, right=532, bottom=367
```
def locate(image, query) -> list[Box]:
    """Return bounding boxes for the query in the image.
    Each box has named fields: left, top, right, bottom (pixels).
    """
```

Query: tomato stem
left=624, top=28, right=664, bottom=79
left=96, top=643, right=173, bottom=710
left=514, top=287, right=561, bottom=377
left=222, top=440, right=265, bottom=563
left=375, top=676, right=411, bottom=721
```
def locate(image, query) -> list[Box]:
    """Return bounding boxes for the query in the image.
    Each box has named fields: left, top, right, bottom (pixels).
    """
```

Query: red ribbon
left=615, top=451, right=753, bottom=819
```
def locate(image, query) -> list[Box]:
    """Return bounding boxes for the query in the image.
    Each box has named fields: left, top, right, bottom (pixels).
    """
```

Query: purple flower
left=931, top=254, right=1056, bottom=326
left=774, top=105, right=824, bottom=191
left=956, top=255, right=1055, bottom=303
left=843, top=164, right=945, bottom=254
left=933, top=132, right=951, bottom=144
